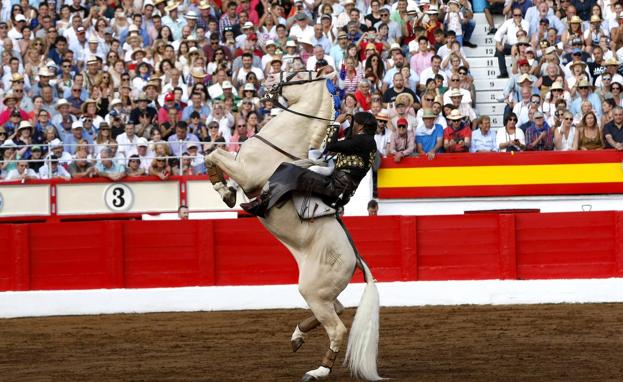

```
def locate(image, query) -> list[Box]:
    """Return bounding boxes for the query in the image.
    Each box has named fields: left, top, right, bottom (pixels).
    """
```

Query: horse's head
left=265, top=70, right=335, bottom=105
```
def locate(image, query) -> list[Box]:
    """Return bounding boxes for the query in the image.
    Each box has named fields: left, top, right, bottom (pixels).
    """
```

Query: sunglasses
left=451, top=78, right=459, bottom=82
left=459, top=71, right=467, bottom=75
left=564, top=117, right=573, bottom=120
left=513, top=13, right=522, bottom=16
left=425, top=98, right=434, bottom=101
left=72, top=89, right=80, bottom=92
left=508, top=118, right=518, bottom=121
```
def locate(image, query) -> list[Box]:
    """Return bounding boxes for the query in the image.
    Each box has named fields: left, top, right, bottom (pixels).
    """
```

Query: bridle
left=249, top=70, right=338, bottom=163
left=265, top=70, right=337, bottom=123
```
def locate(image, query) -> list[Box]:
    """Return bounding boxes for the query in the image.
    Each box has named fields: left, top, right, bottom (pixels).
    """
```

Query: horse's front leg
left=205, top=148, right=246, bottom=208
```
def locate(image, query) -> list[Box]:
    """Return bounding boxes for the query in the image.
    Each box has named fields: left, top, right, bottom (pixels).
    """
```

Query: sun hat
left=447, top=109, right=463, bottom=120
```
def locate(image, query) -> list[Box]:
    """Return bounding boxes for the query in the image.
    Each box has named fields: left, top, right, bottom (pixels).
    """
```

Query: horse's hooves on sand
left=301, top=374, right=318, bottom=382
left=291, top=337, right=304, bottom=352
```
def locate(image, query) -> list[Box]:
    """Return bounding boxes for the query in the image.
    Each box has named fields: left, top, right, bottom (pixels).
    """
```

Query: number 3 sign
left=104, top=184, right=134, bottom=212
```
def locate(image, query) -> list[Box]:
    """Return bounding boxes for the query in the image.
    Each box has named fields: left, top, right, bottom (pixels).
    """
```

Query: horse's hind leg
left=291, top=300, right=344, bottom=352
left=298, top=296, right=347, bottom=381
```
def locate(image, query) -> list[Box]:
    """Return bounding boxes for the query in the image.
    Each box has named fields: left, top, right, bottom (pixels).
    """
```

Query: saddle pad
left=293, top=193, right=336, bottom=220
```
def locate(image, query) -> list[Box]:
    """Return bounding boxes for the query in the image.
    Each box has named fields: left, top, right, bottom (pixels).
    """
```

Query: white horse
left=205, top=71, right=382, bottom=381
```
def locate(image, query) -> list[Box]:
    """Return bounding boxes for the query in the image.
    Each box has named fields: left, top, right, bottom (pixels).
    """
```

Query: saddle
left=292, top=193, right=336, bottom=220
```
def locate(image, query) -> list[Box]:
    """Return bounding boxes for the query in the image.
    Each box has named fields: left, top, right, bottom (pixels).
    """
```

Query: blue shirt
left=182, top=105, right=211, bottom=121
left=571, top=93, right=603, bottom=118
left=415, top=124, right=444, bottom=153
left=470, top=128, right=498, bottom=152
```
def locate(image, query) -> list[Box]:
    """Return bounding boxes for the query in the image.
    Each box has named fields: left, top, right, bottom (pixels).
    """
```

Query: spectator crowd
left=1, top=0, right=623, bottom=183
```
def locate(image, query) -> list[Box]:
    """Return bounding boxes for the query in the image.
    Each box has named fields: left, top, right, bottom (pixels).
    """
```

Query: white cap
left=110, top=98, right=122, bottom=107
left=407, top=4, right=419, bottom=13
left=1, top=139, right=16, bottom=148
left=15, top=14, right=26, bottom=22
left=50, top=138, right=63, bottom=148
left=221, top=81, right=233, bottom=89
left=243, top=21, right=254, bottom=29
left=187, top=141, right=199, bottom=149
left=265, top=39, right=276, bottom=47
left=243, top=83, right=255, bottom=91
left=185, top=10, right=199, bottom=19
left=72, top=120, right=83, bottom=129
left=286, top=40, right=297, bottom=48
left=137, top=137, right=149, bottom=147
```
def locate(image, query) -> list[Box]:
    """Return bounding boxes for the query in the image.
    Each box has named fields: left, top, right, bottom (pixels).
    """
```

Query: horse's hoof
left=301, top=374, right=317, bottom=382
left=223, top=192, right=236, bottom=208
left=291, top=337, right=305, bottom=353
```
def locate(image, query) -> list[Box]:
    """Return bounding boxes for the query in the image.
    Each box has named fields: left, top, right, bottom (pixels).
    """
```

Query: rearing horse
left=205, top=71, right=382, bottom=381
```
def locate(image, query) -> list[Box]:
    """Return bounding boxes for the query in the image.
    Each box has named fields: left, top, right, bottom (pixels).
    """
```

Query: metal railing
left=0, top=140, right=242, bottom=180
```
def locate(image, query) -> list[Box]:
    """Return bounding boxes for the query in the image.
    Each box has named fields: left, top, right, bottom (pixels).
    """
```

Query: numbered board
left=470, top=66, right=502, bottom=78
left=474, top=78, right=509, bottom=90
left=470, top=35, right=496, bottom=46
left=476, top=103, right=507, bottom=116
left=475, top=90, right=505, bottom=103
left=464, top=46, right=496, bottom=58
left=56, top=181, right=180, bottom=215
left=468, top=56, right=512, bottom=69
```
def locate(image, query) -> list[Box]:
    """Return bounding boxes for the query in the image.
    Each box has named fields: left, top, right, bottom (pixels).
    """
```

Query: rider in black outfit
left=241, top=111, right=378, bottom=217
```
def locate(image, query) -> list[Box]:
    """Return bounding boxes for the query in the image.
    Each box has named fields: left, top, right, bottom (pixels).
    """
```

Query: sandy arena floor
left=1, top=304, right=622, bottom=381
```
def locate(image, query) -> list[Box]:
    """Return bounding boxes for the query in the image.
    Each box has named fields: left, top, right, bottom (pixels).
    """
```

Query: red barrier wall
left=1, top=211, right=623, bottom=291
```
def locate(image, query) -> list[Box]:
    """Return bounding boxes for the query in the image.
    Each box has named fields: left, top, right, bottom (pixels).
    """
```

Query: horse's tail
left=343, top=258, right=383, bottom=381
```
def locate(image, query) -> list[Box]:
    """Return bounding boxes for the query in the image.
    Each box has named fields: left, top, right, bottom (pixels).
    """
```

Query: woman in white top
left=554, top=110, right=577, bottom=151
left=496, top=112, right=526, bottom=152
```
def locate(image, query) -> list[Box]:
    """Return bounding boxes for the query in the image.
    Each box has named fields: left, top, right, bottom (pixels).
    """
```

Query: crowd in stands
left=1, top=0, right=623, bottom=182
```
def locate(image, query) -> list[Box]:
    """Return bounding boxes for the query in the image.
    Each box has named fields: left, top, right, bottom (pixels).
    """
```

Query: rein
left=253, top=134, right=301, bottom=161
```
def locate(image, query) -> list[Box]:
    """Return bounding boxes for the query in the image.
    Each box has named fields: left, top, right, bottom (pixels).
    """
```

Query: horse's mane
left=307, top=76, right=336, bottom=151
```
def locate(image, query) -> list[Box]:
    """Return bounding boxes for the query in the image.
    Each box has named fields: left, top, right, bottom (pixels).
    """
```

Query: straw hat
left=448, top=88, right=463, bottom=98
left=165, top=1, right=178, bottom=12
left=447, top=109, right=463, bottom=120
left=18, top=120, right=32, bottom=131
left=422, top=109, right=436, bottom=119
left=136, top=92, right=150, bottom=102
left=11, top=73, right=24, bottom=82
left=395, top=93, right=414, bottom=107
left=604, top=57, right=619, bottom=66
left=198, top=1, right=210, bottom=9
left=550, top=81, right=564, bottom=90
left=131, top=48, right=146, bottom=60
left=56, top=98, right=70, bottom=109
left=81, top=98, right=97, bottom=113
left=569, top=15, right=582, bottom=24
left=190, top=67, right=208, bottom=78
left=376, top=110, right=390, bottom=121
left=3, top=91, right=17, bottom=105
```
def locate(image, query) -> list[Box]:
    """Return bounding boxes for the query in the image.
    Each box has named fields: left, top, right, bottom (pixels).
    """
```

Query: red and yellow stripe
left=377, top=151, right=623, bottom=199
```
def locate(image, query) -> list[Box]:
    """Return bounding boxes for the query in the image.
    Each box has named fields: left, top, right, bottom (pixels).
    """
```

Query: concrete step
left=464, top=45, right=496, bottom=58
left=475, top=89, right=505, bottom=103
left=474, top=78, right=509, bottom=91
left=476, top=102, right=507, bottom=116
left=469, top=56, right=511, bottom=68
left=472, top=13, right=505, bottom=25
left=470, top=66, right=504, bottom=79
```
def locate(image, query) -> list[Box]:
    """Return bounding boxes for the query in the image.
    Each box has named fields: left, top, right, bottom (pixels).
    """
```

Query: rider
left=241, top=111, right=378, bottom=217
